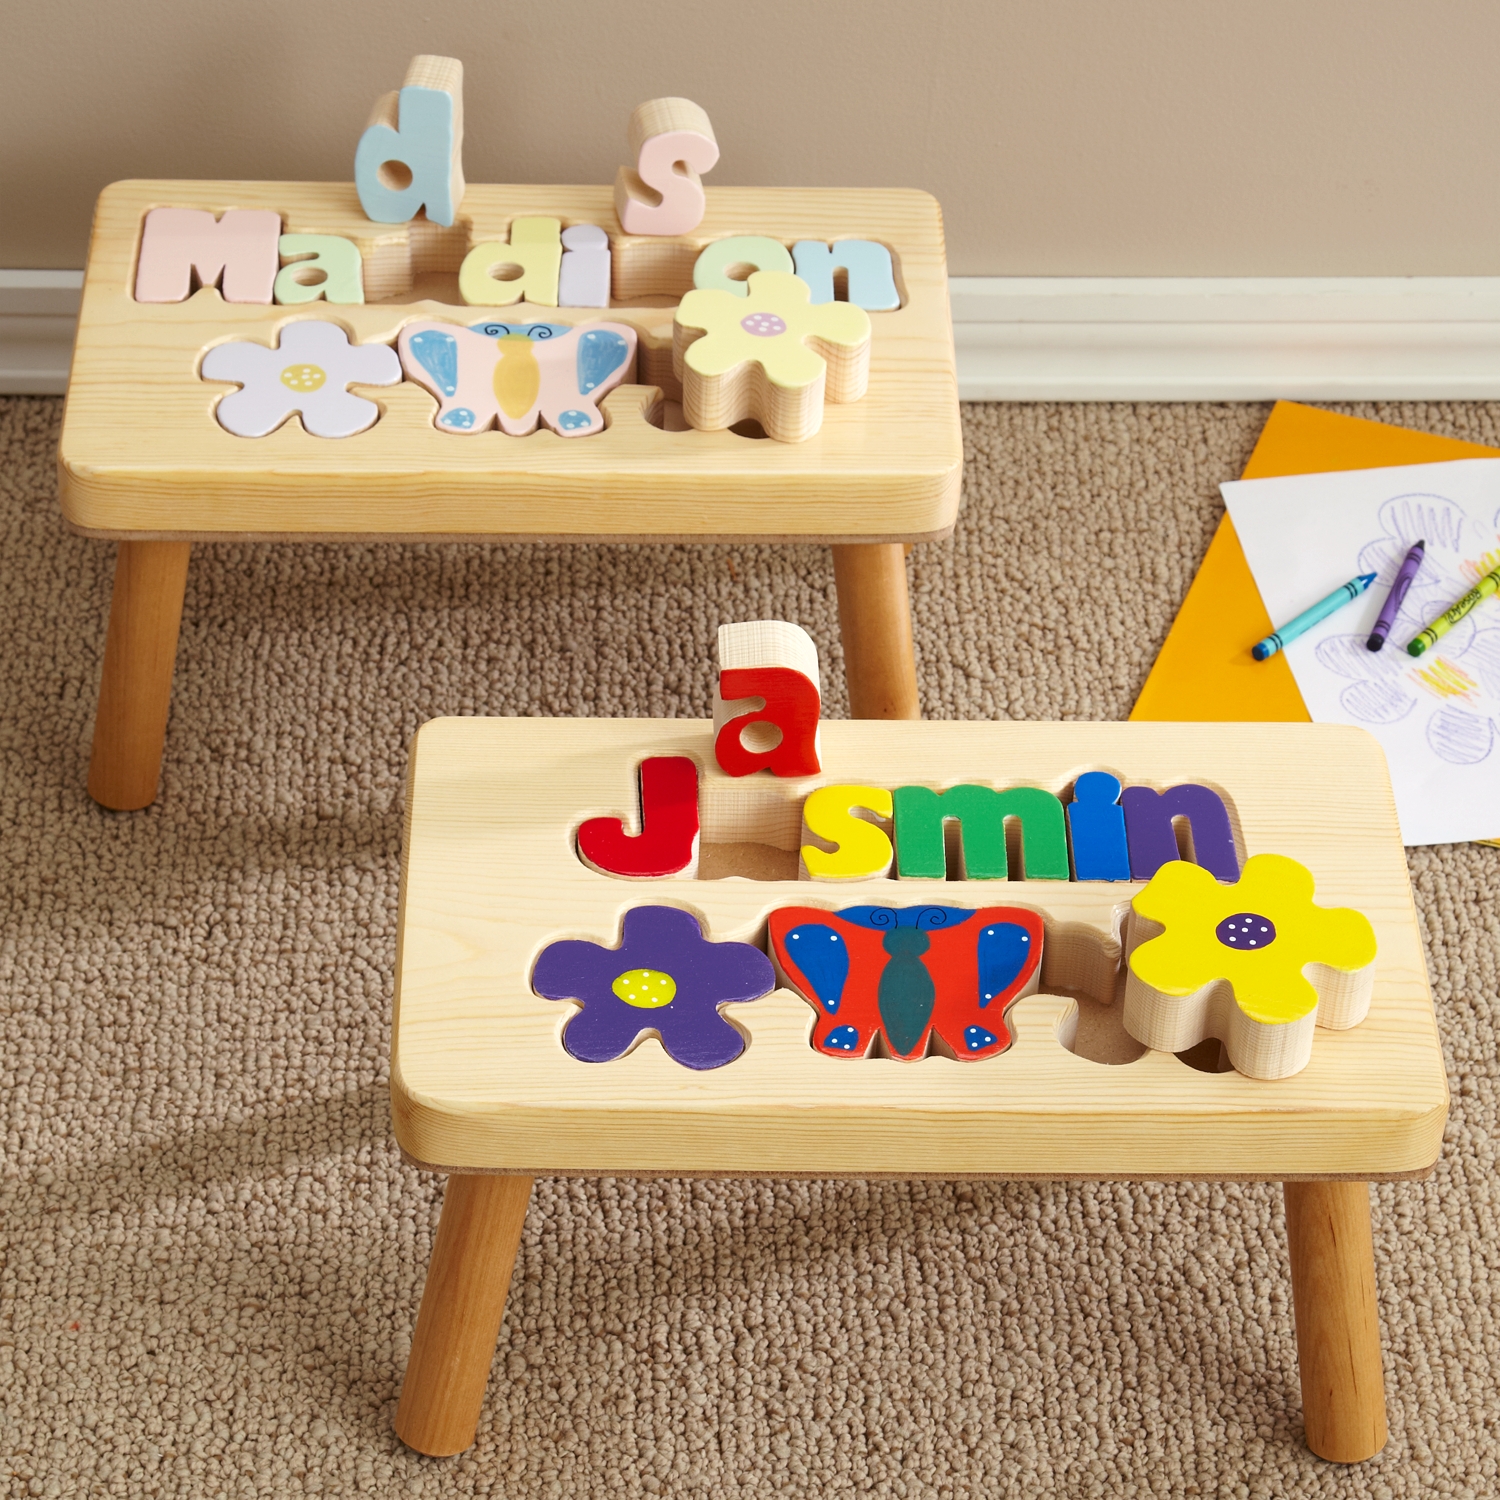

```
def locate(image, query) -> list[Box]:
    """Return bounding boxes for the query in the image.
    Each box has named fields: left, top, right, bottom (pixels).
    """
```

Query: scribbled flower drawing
left=1124, top=853, right=1377, bottom=1077
left=1317, top=492, right=1500, bottom=764
left=201, top=320, right=401, bottom=438
left=531, top=906, right=774, bottom=1069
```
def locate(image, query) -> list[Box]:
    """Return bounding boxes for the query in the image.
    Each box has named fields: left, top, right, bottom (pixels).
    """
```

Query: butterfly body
left=769, top=904, right=1045, bottom=1061
left=398, top=318, right=637, bottom=436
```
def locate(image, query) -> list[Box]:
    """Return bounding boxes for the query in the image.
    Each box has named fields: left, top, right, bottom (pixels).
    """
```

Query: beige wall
left=5, top=0, right=1500, bottom=275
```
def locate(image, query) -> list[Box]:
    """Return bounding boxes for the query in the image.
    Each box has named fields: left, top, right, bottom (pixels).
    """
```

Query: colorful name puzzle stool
left=390, top=718, right=1446, bottom=1465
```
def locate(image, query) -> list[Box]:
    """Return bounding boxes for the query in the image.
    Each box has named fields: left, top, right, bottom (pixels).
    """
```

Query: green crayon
left=1407, top=562, right=1500, bottom=657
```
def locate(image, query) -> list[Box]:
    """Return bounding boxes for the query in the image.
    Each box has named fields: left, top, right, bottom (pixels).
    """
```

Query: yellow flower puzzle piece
left=672, top=270, right=871, bottom=442
left=1123, top=853, right=1377, bottom=1080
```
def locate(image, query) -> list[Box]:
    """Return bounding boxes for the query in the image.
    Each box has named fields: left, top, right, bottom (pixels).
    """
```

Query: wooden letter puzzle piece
left=713, top=620, right=821, bottom=776
left=1066, top=771, right=1132, bottom=881
left=801, top=785, right=894, bottom=881
left=354, top=54, right=465, bottom=227
left=1121, top=782, right=1240, bottom=883
left=274, top=234, right=364, bottom=306
left=459, top=217, right=563, bottom=307
left=533, top=906, right=774, bottom=1069
left=674, top=271, right=871, bottom=442
left=135, top=207, right=281, bottom=304
left=893, top=784, right=1070, bottom=880
left=559, top=224, right=611, bottom=308
left=577, top=756, right=700, bottom=878
left=200, top=320, right=400, bottom=438
left=792, top=239, right=901, bottom=310
left=770, top=904, right=1044, bottom=1060
left=1123, top=853, right=1377, bottom=1080
left=693, top=236, right=795, bottom=296
left=613, top=97, right=719, bottom=236
left=398, top=319, right=636, bottom=437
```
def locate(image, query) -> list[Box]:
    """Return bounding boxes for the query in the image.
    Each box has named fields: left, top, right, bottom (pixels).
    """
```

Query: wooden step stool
left=389, top=718, right=1446, bottom=1462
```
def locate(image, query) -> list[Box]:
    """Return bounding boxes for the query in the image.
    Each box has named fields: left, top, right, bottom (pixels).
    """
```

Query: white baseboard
left=0, top=271, right=83, bottom=394
left=951, top=276, right=1500, bottom=401
left=9, top=270, right=1500, bottom=401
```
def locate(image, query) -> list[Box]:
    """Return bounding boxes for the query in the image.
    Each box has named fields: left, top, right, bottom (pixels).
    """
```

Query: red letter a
left=714, top=667, right=821, bottom=777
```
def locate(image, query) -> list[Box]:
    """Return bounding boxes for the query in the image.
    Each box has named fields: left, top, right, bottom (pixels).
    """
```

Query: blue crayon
left=1252, top=572, right=1377, bottom=661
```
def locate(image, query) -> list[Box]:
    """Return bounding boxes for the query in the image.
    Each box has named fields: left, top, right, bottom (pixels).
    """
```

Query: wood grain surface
left=390, top=719, right=1447, bottom=1179
left=59, top=180, right=959, bottom=542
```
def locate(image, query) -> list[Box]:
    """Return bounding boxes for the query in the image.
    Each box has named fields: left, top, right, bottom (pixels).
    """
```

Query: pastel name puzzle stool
left=390, top=717, right=1446, bottom=1463
left=59, top=180, right=961, bottom=809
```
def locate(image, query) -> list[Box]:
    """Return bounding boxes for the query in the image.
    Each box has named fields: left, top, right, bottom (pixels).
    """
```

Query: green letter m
left=892, top=784, right=1069, bottom=880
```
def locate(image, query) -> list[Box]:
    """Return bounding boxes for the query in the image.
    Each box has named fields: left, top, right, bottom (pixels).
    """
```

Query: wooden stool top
left=391, top=718, right=1447, bottom=1181
left=58, top=181, right=959, bottom=544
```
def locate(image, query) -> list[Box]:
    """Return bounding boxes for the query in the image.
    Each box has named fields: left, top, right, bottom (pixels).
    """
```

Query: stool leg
left=87, top=540, right=191, bottom=811
left=1283, top=1180, right=1388, bottom=1463
left=831, top=542, right=920, bottom=721
left=395, top=1174, right=534, bottom=1457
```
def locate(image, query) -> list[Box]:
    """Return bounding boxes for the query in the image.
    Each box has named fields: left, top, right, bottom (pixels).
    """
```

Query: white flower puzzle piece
left=201, top=320, right=401, bottom=438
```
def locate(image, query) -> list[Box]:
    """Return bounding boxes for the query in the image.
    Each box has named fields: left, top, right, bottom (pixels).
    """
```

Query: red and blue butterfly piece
left=768, top=904, right=1044, bottom=1061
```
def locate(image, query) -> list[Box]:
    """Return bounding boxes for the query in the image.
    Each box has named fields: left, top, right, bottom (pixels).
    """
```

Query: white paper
left=1221, top=458, right=1500, bottom=846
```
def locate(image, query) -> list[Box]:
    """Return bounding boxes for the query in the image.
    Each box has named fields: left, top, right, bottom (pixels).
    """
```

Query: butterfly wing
left=768, top=907, right=886, bottom=1058
left=399, top=322, right=499, bottom=433
left=925, top=906, right=1044, bottom=1059
left=527, top=321, right=637, bottom=437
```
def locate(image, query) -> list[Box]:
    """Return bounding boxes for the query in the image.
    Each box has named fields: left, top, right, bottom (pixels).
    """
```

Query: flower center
left=740, top=312, right=787, bottom=337
left=611, top=968, right=677, bottom=1008
left=280, top=363, right=327, bottom=392
left=1215, top=912, right=1276, bottom=950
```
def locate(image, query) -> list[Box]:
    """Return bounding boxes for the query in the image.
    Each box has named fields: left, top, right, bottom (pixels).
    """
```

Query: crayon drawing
left=1222, top=461, right=1500, bottom=845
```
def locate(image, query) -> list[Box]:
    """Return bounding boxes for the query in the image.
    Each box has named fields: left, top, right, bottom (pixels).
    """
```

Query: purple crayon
left=1367, top=539, right=1424, bottom=652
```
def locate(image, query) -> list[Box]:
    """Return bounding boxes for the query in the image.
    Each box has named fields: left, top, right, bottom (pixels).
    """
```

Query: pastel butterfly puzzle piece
left=532, top=905, right=775, bottom=1070
left=769, top=904, right=1045, bottom=1061
left=1123, top=853, right=1378, bottom=1080
left=673, top=270, right=872, bottom=443
left=398, top=318, right=637, bottom=437
left=200, top=320, right=401, bottom=439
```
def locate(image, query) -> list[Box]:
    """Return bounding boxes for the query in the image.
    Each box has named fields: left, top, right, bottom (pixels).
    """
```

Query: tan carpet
left=2, top=394, right=1496, bottom=1498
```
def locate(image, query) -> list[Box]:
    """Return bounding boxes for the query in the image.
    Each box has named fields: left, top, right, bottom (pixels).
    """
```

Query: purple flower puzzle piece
left=532, top=906, right=775, bottom=1070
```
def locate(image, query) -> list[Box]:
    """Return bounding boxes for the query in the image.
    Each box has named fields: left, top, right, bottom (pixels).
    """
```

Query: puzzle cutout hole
left=1053, top=966, right=1151, bottom=1067
left=1176, top=1036, right=1237, bottom=1074
left=729, top=418, right=769, bottom=440
left=697, top=842, right=801, bottom=880
left=362, top=218, right=471, bottom=304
